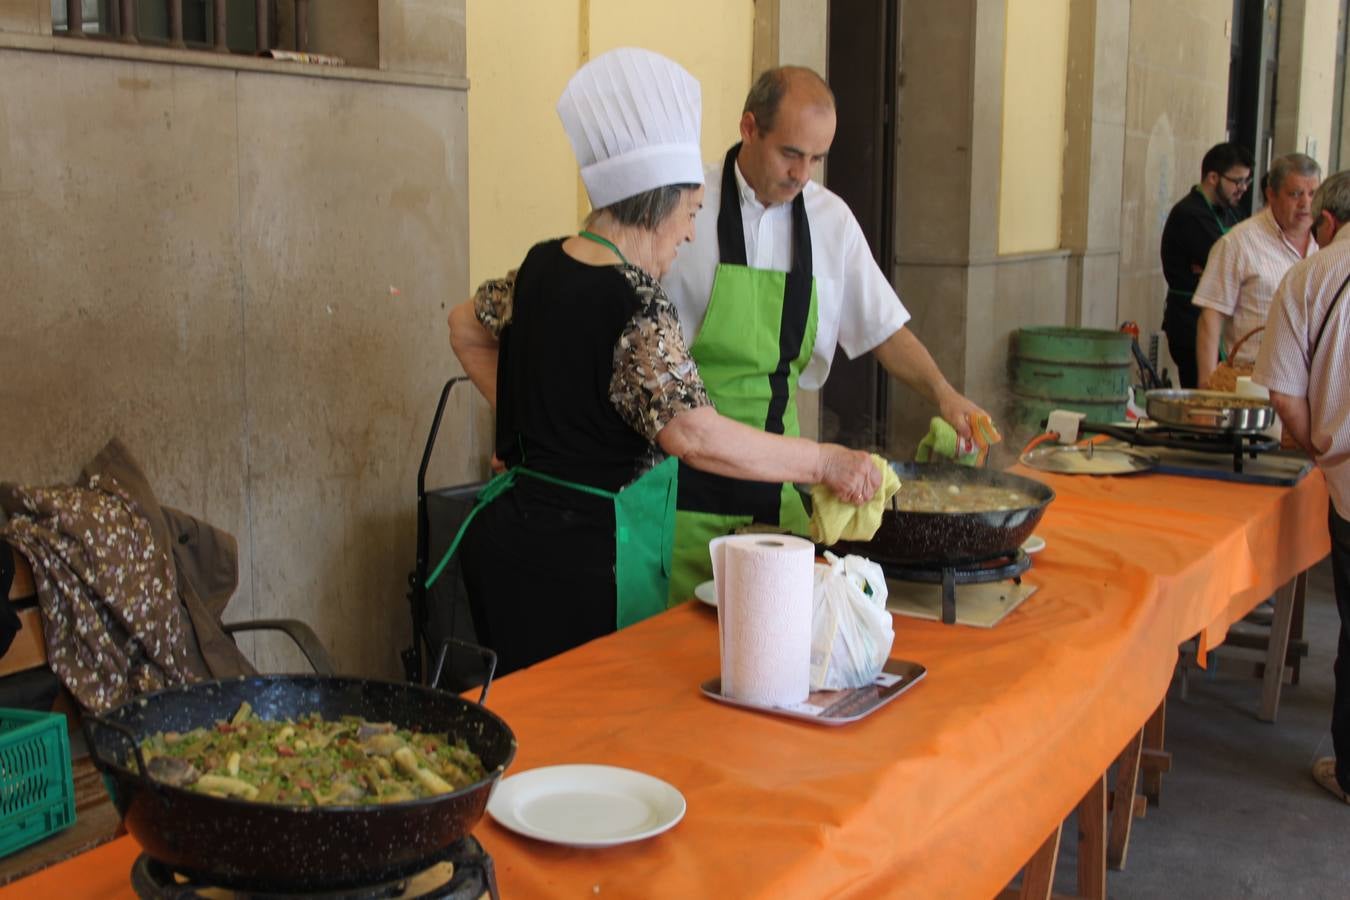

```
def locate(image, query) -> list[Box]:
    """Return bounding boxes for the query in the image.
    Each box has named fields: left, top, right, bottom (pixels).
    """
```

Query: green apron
left=667, top=143, right=819, bottom=605
left=425, top=230, right=680, bottom=630
left=425, top=450, right=679, bottom=631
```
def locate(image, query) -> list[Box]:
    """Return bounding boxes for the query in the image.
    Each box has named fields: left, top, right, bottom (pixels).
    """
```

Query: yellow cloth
left=808, top=454, right=901, bottom=546
left=914, top=415, right=1003, bottom=466
left=915, top=417, right=977, bottom=464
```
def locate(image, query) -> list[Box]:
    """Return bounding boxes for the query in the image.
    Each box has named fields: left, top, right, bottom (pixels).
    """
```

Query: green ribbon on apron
left=426, top=456, right=679, bottom=631
left=667, top=144, right=819, bottom=605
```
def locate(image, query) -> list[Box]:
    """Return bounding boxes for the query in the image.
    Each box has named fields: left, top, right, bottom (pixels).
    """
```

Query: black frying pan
left=83, top=672, right=516, bottom=892
left=829, top=462, right=1054, bottom=565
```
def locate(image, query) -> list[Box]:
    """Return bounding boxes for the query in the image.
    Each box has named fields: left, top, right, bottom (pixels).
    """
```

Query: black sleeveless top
left=495, top=239, right=654, bottom=495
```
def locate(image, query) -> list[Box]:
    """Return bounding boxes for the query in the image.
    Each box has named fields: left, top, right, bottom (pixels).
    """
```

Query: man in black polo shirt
left=1160, top=142, right=1254, bottom=387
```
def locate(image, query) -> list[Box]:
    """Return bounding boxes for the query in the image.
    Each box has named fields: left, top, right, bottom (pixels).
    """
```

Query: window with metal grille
left=50, top=0, right=308, bottom=56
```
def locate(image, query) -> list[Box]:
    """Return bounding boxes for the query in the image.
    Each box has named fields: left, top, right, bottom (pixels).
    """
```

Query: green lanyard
left=1199, top=186, right=1230, bottom=235
left=579, top=230, right=629, bottom=264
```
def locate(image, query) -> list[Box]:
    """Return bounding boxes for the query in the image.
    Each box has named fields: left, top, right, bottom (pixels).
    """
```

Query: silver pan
left=1145, top=389, right=1275, bottom=433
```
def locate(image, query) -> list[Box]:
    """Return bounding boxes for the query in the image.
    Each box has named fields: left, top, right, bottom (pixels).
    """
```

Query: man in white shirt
left=1193, top=153, right=1321, bottom=386
left=1254, top=170, right=1350, bottom=806
left=662, top=66, right=986, bottom=601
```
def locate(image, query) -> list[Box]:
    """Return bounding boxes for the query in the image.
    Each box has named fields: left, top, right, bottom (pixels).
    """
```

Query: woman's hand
left=818, top=446, right=881, bottom=506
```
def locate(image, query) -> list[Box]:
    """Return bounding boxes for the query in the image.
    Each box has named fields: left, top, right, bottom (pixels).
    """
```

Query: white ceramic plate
left=693, top=580, right=717, bottom=607
left=487, top=764, right=686, bottom=848
left=1021, top=534, right=1046, bottom=555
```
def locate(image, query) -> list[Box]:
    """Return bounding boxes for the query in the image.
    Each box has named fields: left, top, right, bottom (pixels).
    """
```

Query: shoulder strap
left=716, top=144, right=748, bottom=266
left=1312, top=270, right=1350, bottom=363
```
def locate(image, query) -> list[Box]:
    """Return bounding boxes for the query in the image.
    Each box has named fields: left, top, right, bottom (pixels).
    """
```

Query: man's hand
left=935, top=387, right=991, bottom=442
left=819, top=446, right=882, bottom=506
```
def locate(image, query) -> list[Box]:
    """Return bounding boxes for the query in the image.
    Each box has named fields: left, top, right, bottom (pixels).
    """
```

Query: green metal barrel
left=1011, top=327, right=1131, bottom=431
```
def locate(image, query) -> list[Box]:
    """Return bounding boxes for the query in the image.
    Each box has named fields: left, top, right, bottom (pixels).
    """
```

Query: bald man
left=661, top=66, right=986, bottom=602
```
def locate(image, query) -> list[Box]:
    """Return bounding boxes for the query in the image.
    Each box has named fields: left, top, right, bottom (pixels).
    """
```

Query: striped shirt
left=1253, top=225, right=1350, bottom=517
left=1193, top=207, right=1316, bottom=365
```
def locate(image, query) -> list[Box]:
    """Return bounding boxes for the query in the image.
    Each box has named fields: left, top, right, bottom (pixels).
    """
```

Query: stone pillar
left=1275, top=0, right=1339, bottom=162
left=1061, top=0, right=1128, bottom=330
left=752, top=0, right=828, bottom=76
left=889, top=0, right=1006, bottom=453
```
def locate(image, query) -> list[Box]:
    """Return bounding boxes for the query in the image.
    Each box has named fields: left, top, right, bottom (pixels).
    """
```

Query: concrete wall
left=0, top=0, right=47, bottom=34
left=380, top=0, right=466, bottom=79
left=1275, top=0, right=1340, bottom=160
left=1118, top=0, right=1232, bottom=378
left=277, top=1, right=380, bottom=68
left=999, top=0, right=1070, bottom=254
left=891, top=0, right=1009, bottom=454
left=0, top=6, right=475, bottom=679
left=1061, top=0, right=1129, bottom=330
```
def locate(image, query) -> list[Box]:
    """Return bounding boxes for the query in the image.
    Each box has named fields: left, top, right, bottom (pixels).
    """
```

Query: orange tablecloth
left=1016, top=465, right=1331, bottom=660
left=2, top=469, right=1328, bottom=899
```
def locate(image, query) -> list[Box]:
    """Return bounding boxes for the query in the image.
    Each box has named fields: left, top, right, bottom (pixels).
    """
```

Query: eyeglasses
left=1219, top=173, right=1253, bottom=189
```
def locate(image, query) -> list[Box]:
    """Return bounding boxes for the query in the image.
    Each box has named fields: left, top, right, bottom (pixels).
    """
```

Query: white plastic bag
left=809, top=552, right=895, bottom=691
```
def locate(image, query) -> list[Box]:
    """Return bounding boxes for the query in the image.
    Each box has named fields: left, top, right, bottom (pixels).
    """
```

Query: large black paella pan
left=84, top=672, right=516, bottom=892
left=828, top=461, right=1054, bottom=565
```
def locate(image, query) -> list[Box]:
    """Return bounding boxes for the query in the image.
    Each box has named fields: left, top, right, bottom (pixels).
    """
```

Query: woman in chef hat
left=445, top=48, right=877, bottom=675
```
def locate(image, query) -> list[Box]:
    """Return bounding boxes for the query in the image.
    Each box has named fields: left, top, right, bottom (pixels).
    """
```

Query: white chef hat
left=557, top=47, right=704, bottom=209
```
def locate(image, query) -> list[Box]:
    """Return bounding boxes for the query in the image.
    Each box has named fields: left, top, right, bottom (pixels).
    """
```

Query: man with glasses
left=1253, top=170, right=1350, bottom=806
left=1159, top=142, right=1254, bottom=387
left=1193, top=152, right=1322, bottom=386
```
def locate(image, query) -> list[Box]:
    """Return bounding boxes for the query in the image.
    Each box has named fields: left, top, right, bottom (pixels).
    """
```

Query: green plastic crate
left=0, top=709, right=76, bottom=857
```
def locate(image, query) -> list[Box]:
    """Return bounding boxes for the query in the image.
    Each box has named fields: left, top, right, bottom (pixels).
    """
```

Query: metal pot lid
left=1020, top=444, right=1157, bottom=476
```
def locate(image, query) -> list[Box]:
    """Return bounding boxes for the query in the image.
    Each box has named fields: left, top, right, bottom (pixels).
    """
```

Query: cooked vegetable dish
left=135, top=702, right=486, bottom=806
left=893, top=480, right=1037, bottom=513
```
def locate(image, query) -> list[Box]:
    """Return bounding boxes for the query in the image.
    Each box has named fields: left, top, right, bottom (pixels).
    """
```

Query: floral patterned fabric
left=1, top=474, right=195, bottom=712
left=473, top=261, right=711, bottom=444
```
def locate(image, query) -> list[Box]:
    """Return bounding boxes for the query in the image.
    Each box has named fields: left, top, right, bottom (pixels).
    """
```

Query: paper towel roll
left=710, top=534, right=814, bottom=707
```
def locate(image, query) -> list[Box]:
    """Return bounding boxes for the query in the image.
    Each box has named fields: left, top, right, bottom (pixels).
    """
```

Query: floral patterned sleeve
left=610, top=266, right=713, bottom=443
left=472, top=269, right=518, bottom=338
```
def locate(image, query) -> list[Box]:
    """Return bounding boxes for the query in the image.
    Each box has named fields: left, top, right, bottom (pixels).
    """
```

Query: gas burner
left=1080, top=421, right=1277, bottom=473
left=880, top=550, right=1031, bottom=625
left=130, top=836, right=498, bottom=900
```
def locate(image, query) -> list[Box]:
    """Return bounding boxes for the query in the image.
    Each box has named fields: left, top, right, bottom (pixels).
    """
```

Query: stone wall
left=1118, top=0, right=1232, bottom=377
left=0, top=3, right=476, bottom=678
